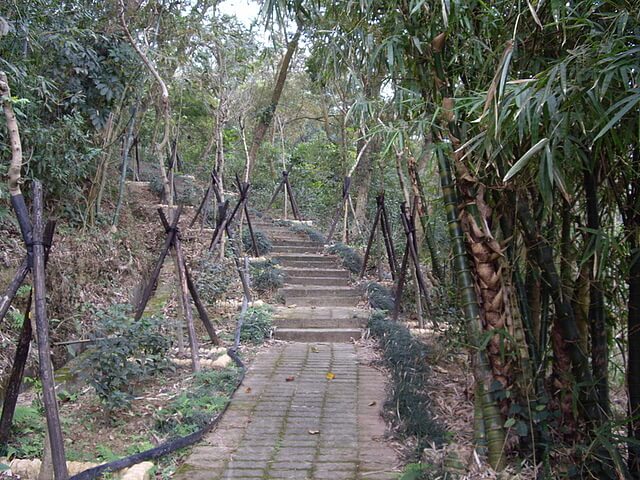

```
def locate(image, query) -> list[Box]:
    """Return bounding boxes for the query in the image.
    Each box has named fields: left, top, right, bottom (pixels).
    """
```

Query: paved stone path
left=175, top=343, right=398, bottom=479
left=175, top=218, right=399, bottom=479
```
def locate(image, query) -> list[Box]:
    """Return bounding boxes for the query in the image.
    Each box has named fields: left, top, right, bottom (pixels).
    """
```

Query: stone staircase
left=250, top=216, right=367, bottom=342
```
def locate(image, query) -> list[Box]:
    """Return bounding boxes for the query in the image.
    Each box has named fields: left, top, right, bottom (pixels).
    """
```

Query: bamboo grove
left=0, top=0, right=639, bottom=477
left=262, top=0, right=639, bottom=476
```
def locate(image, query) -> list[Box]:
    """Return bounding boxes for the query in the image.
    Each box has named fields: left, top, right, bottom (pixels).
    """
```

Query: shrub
left=366, top=282, right=395, bottom=311
left=239, top=305, right=273, bottom=344
left=81, top=304, right=173, bottom=413
left=290, top=223, right=326, bottom=243
left=327, top=242, right=363, bottom=274
left=368, top=311, right=444, bottom=452
left=194, top=253, right=237, bottom=304
left=154, top=367, right=240, bottom=439
left=242, top=229, right=272, bottom=256
left=250, top=260, right=284, bottom=294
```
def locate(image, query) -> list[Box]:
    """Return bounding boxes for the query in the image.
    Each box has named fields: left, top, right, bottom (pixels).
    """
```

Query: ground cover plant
left=368, top=311, right=444, bottom=454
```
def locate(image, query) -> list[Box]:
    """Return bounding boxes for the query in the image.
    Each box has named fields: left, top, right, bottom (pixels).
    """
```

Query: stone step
left=283, top=268, right=350, bottom=278
left=273, top=328, right=362, bottom=342
left=285, top=296, right=360, bottom=307
left=272, top=307, right=367, bottom=328
left=271, top=245, right=322, bottom=254
left=271, top=239, right=321, bottom=247
left=282, top=286, right=358, bottom=298
left=284, top=276, right=350, bottom=286
left=276, top=253, right=332, bottom=260
left=277, top=259, right=339, bottom=269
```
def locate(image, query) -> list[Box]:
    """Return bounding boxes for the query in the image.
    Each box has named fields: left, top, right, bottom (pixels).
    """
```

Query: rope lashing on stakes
left=68, top=349, right=246, bottom=480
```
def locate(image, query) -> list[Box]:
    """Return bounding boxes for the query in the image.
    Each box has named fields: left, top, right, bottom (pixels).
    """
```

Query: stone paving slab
left=174, top=343, right=399, bottom=480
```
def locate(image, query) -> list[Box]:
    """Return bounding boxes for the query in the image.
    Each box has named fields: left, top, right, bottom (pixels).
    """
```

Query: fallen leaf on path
left=285, top=376, right=295, bottom=382
left=368, top=401, right=377, bottom=406
left=245, top=387, right=252, bottom=393
left=326, top=372, right=335, bottom=380
left=308, top=430, right=320, bottom=435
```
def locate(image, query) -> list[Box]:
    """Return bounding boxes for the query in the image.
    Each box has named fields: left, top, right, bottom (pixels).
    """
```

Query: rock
left=212, top=354, right=232, bottom=369
left=9, top=459, right=40, bottom=479
left=120, top=461, right=154, bottom=480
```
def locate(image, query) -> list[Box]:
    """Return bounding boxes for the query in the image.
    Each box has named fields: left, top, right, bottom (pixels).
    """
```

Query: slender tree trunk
left=407, top=151, right=444, bottom=281
left=118, top=1, right=171, bottom=203
left=517, top=195, right=601, bottom=424
left=247, top=29, right=301, bottom=178
left=626, top=148, right=640, bottom=477
left=353, top=136, right=374, bottom=237
left=584, top=165, right=609, bottom=416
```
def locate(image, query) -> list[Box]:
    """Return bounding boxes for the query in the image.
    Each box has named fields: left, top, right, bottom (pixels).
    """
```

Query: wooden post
left=0, top=221, right=55, bottom=445
left=189, top=184, right=211, bottom=229
left=173, top=234, right=201, bottom=372
left=209, top=183, right=249, bottom=253
left=135, top=207, right=182, bottom=321
left=380, top=195, right=398, bottom=278
left=32, top=181, right=68, bottom=480
left=327, top=176, right=351, bottom=244
left=266, top=175, right=286, bottom=211
left=393, top=238, right=410, bottom=321
left=283, top=172, right=302, bottom=221
left=0, top=297, right=32, bottom=445
left=184, top=265, right=220, bottom=345
left=209, top=201, right=229, bottom=251
left=234, top=175, right=259, bottom=257
left=158, top=210, right=220, bottom=346
left=0, top=257, right=29, bottom=325
left=400, top=205, right=430, bottom=302
left=360, top=203, right=382, bottom=278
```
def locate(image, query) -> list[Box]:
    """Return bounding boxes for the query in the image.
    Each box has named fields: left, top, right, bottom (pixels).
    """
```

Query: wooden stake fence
left=360, top=193, right=398, bottom=280
left=392, top=202, right=434, bottom=326
left=266, top=170, right=302, bottom=221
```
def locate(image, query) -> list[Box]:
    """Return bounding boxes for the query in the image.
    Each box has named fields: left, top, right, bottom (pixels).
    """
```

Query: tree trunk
left=584, top=165, right=609, bottom=416
left=353, top=136, right=374, bottom=238
left=517, top=195, right=601, bottom=424
left=407, top=150, right=444, bottom=281
left=118, top=1, right=171, bottom=203
left=626, top=148, right=640, bottom=477
left=247, top=29, right=301, bottom=178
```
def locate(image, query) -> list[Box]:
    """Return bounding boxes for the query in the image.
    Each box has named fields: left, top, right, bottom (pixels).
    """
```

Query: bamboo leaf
left=502, top=138, right=549, bottom=182
left=593, top=91, right=640, bottom=143
left=526, top=0, right=543, bottom=29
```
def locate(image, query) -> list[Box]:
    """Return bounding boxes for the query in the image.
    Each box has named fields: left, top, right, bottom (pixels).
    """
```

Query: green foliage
left=366, top=282, right=394, bottom=311
left=290, top=223, right=326, bottom=243
left=368, top=311, right=444, bottom=453
left=250, top=260, right=284, bottom=294
left=399, top=463, right=432, bottom=480
left=0, top=405, right=44, bottom=458
left=239, top=305, right=273, bottom=344
left=194, top=253, right=237, bottom=304
left=327, top=242, right=362, bottom=274
left=0, top=1, right=141, bottom=218
left=81, top=304, right=173, bottom=413
left=242, top=229, right=272, bottom=256
left=154, top=367, right=240, bottom=439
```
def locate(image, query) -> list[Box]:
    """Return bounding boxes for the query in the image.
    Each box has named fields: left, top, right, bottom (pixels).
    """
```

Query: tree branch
left=0, top=71, right=23, bottom=197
